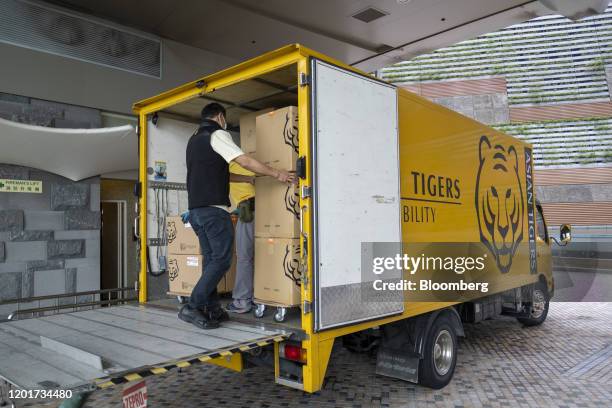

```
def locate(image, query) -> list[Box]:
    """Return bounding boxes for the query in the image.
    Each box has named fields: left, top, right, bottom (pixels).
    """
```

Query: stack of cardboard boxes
left=249, top=106, right=302, bottom=307
left=166, top=216, right=236, bottom=296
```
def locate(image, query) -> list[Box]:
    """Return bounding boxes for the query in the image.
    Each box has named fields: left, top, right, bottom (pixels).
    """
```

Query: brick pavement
left=17, top=302, right=612, bottom=408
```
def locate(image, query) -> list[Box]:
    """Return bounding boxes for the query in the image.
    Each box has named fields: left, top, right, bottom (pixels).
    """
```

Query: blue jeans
left=188, top=206, right=234, bottom=309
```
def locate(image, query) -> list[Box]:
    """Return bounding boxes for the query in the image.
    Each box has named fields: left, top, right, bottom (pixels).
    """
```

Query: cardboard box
left=239, top=108, right=274, bottom=154
left=167, top=253, right=236, bottom=295
left=166, top=216, right=200, bottom=255
left=254, top=176, right=300, bottom=238
left=225, top=256, right=237, bottom=293
left=254, top=238, right=301, bottom=306
left=255, top=106, right=298, bottom=170
left=167, top=255, right=226, bottom=295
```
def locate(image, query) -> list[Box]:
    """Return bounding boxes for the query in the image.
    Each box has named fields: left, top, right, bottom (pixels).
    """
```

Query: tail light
left=280, top=343, right=307, bottom=363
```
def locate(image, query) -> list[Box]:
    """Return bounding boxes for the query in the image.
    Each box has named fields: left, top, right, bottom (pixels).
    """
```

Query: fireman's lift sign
left=0, top=179, right=42, bottom=193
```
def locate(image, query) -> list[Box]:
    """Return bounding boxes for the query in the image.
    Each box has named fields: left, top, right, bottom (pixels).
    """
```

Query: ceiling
left=0, top=117, right=136, bottom=181
left=43, top=0, right=609, bottom=72
left=166, top=63, right=297, bottom=124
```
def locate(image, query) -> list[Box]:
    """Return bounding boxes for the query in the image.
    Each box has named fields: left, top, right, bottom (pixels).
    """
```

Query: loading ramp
left=0, top=304, right=290, bottom=391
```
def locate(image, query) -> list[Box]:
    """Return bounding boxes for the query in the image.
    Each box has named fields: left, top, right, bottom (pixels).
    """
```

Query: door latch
left=302, top=300, right=312, bottom=314
left=299, top=73, right=310, bottom=86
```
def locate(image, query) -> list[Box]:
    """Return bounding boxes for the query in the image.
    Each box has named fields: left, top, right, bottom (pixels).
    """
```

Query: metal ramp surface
left=0, top=304, right=289, bottom=390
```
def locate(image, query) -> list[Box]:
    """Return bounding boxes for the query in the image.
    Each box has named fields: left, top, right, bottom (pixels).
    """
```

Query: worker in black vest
left=180, top=103, right=295, bottom=329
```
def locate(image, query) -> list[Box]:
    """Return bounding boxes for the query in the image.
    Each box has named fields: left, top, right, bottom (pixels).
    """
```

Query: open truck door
left=309, top=59, right=403, bottom=331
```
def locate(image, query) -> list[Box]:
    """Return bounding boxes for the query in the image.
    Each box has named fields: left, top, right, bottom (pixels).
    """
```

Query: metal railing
left=1, top=287, right=137, bottom=321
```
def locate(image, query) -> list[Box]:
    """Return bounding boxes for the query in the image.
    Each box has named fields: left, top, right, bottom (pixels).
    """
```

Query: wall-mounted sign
left=0, top=179, right=42, bottom=193
left=154, top=161, right=167, bottom=181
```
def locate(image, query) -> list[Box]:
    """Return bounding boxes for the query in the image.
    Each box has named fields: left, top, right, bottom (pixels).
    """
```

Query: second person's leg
left=228, top=215, right=254, bottom=313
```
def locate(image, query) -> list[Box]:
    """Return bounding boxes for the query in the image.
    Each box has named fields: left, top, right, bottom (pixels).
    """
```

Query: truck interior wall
left=145, top=64, right=299, bottom=302
left=146, top=117, right=196, bottom=299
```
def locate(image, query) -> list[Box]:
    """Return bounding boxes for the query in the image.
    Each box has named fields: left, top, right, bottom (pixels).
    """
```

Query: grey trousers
left=232, top=216, right=254, bottom=304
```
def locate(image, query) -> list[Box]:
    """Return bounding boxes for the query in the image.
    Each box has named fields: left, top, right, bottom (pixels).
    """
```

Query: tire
left=517, top=282, right=549, bottom=327
left=418, top=315, right=458, bottom=389
left=342, top=329, right=380, bottom=354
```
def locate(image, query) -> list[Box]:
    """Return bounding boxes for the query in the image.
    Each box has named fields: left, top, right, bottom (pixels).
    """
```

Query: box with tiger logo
left=254, top=106, right=298, bottom=170
left=167, top=255, right=227, bottom=295
left=254, top=238, right=301, bottom=306
left=166, top=216, right=200, bottom=255
left=166, top=216, right=238, bottom=295
left=254, top=175, right=300, bottom=238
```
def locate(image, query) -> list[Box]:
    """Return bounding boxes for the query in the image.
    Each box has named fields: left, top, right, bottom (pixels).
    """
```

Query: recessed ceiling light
left=352, top=7, right=388, bottom=23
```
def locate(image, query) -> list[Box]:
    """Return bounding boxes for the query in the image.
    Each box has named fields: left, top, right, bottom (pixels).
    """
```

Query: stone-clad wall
left=0, top=92, right=103, bottom=317
left=0, top=164, right=100, bottom=315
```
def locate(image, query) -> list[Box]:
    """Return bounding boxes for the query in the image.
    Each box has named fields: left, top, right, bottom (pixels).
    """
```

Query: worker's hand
left=180, top=211, right=190, bottom=224
left=275, top=169, right=296, bottom=184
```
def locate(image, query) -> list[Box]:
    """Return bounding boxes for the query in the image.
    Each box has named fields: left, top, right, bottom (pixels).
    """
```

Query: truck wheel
left=342, top=329, right=380, bottom=354
left=419, top=315, right=457, bottom=389
left=517, top=283, right=549, bottom=327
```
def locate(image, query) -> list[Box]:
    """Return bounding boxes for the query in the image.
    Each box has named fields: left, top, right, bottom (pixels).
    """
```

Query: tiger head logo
left=283, top=244, right=301, bottom=286
left=284, top=185, right=300, bottom=220
left=475, top=135, right=524, bottom=274
left=168, top=259, right=179, bottom=281
left=167, top=221, right=177, bottom=244
left=283, top=112, right=298, bottom=153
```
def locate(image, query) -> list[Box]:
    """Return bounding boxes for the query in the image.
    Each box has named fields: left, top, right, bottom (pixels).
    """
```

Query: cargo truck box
left=166, top=216, right=200, bottom=255
left=239, top=108, right=274, bottom=154
left=255, top=106, right=298, bottom=170
left=254, top=176, right=299, bottom=238
left=254, top=237, right=301, bottom=306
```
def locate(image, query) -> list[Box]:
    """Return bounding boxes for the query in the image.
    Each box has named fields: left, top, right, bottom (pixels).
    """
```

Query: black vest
left=186, top=119, right=230, bottom=209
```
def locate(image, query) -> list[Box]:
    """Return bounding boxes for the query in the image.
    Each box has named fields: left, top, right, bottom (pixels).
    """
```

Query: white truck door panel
left=311, top=59, right=403, bottom=331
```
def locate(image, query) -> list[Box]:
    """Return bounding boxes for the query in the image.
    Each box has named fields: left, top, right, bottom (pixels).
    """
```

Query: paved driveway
left=16, top=302, right=612, bottom=408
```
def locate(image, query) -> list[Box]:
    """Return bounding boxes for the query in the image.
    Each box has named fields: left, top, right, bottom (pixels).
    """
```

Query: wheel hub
left=433, top=329, right=453, bottom=376
left=531, top=289, right=546, bottom=319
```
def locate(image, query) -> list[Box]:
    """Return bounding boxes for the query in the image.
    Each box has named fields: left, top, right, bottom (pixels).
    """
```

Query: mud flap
left=375, top=307, right=464, bottom=383
left=375, top=316, right=424, bottom=383
left=376, top=347, right=419, bottom=383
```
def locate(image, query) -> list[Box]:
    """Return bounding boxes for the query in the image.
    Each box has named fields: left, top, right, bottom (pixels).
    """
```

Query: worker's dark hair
left=201, top=103, right=226, bottom=120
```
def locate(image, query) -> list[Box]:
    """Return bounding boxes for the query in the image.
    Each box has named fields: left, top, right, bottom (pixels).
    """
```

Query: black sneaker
left=206, top=305, right=229, bottom=323
left=178, top=305, right=219, bottom=329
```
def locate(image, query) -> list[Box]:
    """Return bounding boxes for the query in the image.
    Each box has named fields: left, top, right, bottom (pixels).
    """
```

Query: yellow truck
left=131, top=44, right=571, bottom=392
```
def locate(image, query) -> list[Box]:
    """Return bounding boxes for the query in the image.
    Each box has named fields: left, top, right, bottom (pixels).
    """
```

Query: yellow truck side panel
left=397, top=88, right=547, bottom=300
